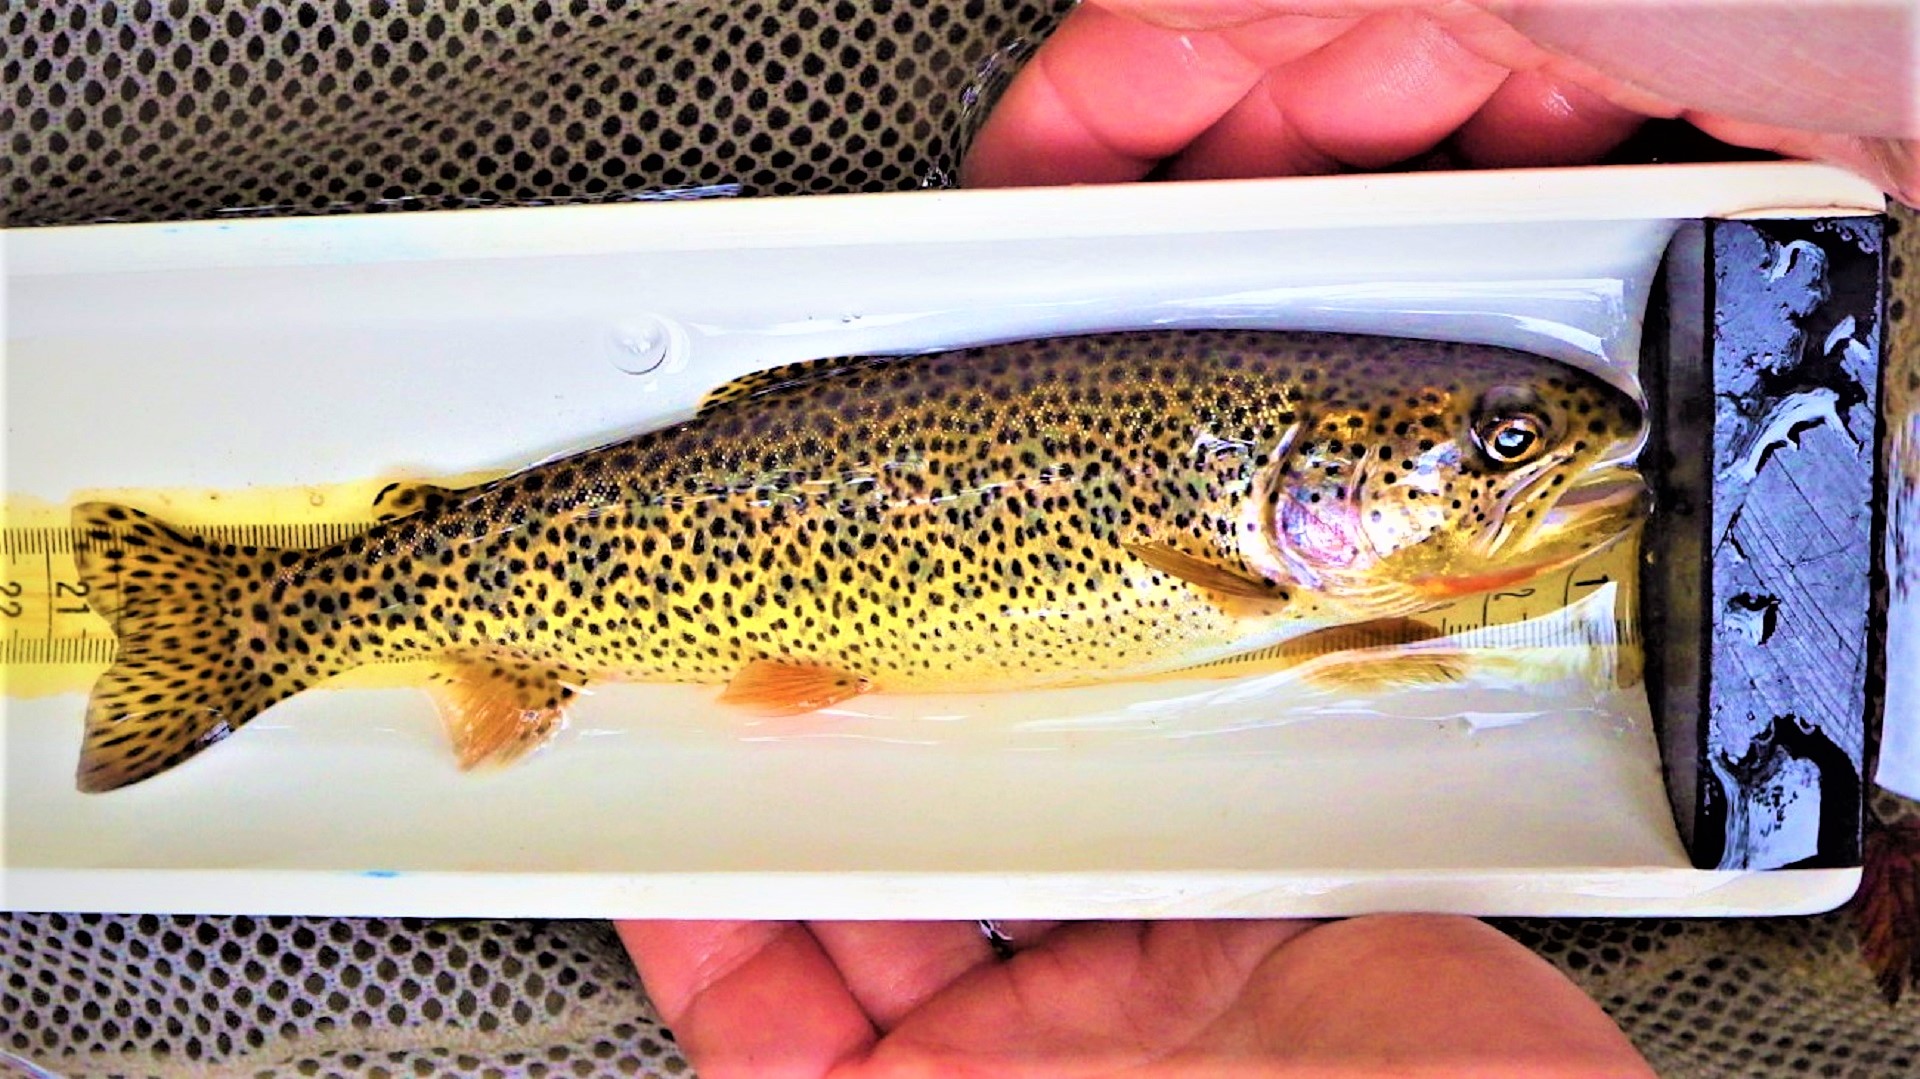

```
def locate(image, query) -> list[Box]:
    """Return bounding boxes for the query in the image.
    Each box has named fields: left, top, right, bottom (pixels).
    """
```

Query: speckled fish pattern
left=70, top=330, right=1644, bottom=790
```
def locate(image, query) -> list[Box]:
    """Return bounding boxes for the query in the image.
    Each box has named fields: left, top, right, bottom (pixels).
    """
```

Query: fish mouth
left=1545, top=466, right=1650, bottom=527
left=1385, top=463, right=1649, bottom=605
left=1516, top=465, right=1649, bottom=567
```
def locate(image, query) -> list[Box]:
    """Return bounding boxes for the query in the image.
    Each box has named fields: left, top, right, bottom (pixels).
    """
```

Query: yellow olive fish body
left=72, top=330, right=1645, bottom=791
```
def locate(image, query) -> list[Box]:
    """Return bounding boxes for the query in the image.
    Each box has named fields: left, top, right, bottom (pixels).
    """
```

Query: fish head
left=1255, top=348, right=1647, bottom=611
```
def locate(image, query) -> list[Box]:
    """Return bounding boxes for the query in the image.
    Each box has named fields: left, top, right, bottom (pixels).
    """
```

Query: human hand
left=962, top=1, right=1917, bottom=204
left=617, top=913, right=1655, bottom=1077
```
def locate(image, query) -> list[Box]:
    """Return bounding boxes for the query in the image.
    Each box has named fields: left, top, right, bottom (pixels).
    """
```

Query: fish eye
left=1475, top=413, right=1547, bottom=467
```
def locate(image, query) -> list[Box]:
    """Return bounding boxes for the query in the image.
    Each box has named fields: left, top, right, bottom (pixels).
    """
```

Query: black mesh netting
left=5, top=2, right=1920, bottom=1077
left=2, top=0, right=1063, bottom=225
left=0, top=915, right=688, bottom=1078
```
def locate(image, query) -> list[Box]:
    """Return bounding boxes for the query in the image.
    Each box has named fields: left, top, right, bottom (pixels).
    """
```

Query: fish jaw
left=1405, top=465, right=1648, bottom=601
left=1526, top=465, right=1650, bottom=564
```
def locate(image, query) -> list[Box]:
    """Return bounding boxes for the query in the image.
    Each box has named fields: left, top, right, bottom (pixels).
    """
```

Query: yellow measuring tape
left=1, top=481, right=1640, bottom=697
left=0, top=478, right=488, bottom=697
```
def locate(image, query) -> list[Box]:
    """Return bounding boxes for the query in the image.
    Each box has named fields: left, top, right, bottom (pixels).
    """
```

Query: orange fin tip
left=430, top=654, right=584, bottom=770
left=720, top=659, right=873, bottom=716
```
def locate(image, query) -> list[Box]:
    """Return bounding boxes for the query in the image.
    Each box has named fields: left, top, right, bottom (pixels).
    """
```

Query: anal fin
left=430, top=653, right=586, bottom=769
left=720, top=659, right=872, bottom=716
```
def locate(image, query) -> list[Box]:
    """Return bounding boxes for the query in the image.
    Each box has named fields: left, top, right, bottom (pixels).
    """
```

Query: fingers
left=1453, top=69, right=1645, bottom=168
left=806, top=921, right=997, bottom=1030
left=1468, top=0, right=1917, bottom=204
left=1166, top=8, right=1508, bottom=180
left=1680, top=115, right=1919, bottom=208
left=1257, top=8, right=1510, bottom=169
left=967, top=4, right=1510, bottom=186
left=961, top=4, right=1267, bottom=186
left=866, top=918, right=1320, bottom=1072
left=994, top=919, right=1065, bottom=950
left=1236, top=914, right=1657, bottom=1077
left=619, top=919, right=1055, bottom=1064
left=615, top=920, right=875, bottom=1079
left=1094, top=0, right=1442, bottom=32
left=967, top=0, right=1913, bottom=203
left=1159, top=50, right=1347, bottom=180
left=802, top=921, right=1076, bottom=1031
left=1485, top=0, right=1920, bottom=139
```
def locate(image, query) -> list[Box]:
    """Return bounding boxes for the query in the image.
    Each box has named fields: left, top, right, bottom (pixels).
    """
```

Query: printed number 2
left=0, top=580, right=20, bottom=618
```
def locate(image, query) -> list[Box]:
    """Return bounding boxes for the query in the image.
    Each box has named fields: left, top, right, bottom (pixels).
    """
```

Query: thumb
left=1482, top=0, right=1918, bottom=203
left=1480, top=1, right=1917, bottom=138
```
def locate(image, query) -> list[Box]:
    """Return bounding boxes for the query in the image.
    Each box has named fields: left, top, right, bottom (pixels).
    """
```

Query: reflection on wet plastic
left=632, top=219, right=1668, bottom=419
left=1161, top=279, right=1635, bottom=379
left=563, top=583, right=1636, bottom=754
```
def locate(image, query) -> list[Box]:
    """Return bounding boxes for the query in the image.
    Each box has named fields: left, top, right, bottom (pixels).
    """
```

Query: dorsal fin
left=696, top=354, right=909, bottom=414
left=371, top=481, right=466, bottom=521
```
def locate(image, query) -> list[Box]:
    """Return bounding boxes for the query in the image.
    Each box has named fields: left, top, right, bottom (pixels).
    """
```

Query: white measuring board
left=1, top=163, right=1881, bottom=917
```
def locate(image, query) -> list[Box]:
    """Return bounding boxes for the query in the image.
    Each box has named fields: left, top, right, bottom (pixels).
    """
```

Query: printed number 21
left=55, top=580, right=91, bottom=614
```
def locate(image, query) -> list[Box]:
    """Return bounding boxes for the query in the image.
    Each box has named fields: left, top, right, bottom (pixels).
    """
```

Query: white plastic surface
left=1, top=163, right=1883, bottom=917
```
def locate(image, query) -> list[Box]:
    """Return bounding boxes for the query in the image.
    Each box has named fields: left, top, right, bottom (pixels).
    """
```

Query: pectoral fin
left=1299, top=650, right=1469, bottom=693
left=1282, top=617, right=1445, bottom=656
left=720, top=659, right=873, bottom=716
left=429, top=653, right=585, bottom=769
left=1124, top=541, right=1287, bottom=603
left=1152, top=617, right=1446, bottom=682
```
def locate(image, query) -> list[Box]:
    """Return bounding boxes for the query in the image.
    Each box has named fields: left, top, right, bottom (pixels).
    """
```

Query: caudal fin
left=71, top=503, right=318, bottom=792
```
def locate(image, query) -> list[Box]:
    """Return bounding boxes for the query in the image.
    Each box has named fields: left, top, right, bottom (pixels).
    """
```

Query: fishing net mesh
left=4, top=1, right=1919, bottom=1077
left=0, top=0, right=1052, bottom=222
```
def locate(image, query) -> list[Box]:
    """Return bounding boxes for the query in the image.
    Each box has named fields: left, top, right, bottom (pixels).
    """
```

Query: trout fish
left=72, top=330, right=1645, bottom=791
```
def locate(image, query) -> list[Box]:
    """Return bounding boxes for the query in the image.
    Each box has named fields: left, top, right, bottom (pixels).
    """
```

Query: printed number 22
left=0, top=580, right=20, bottom=618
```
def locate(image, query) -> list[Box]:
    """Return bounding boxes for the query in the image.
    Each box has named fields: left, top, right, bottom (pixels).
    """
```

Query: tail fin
left=70, top=503, right=318, bottom=792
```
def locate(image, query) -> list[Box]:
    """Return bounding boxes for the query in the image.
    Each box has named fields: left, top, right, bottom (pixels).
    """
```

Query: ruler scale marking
left=0, top=520, right=382, bottom=674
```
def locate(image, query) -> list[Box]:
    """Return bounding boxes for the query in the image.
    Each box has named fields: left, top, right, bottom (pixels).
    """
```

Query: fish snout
left=1544, top=465, right=1650, bottom=535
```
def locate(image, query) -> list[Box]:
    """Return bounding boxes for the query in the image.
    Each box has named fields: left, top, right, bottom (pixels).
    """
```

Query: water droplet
left=608, top=316, right=689, bottom=377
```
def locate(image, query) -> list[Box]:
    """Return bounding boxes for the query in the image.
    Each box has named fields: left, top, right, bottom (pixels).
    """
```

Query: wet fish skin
left=70, top=330, right=1644, bottom=790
